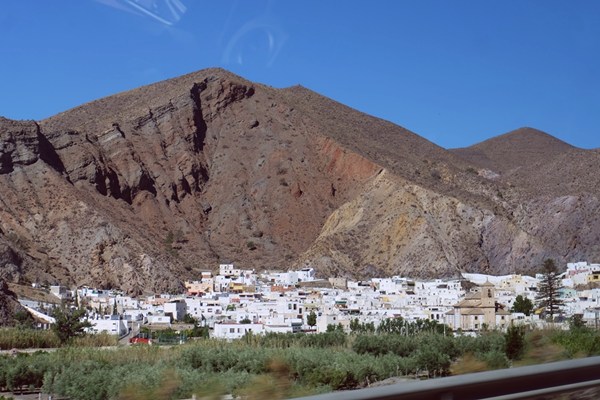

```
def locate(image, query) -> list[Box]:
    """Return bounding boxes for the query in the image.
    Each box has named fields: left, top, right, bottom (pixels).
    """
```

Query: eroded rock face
left=0, top=118, right=39, bottom=174
left=0, top=242, right=23, bottom=282
left=0, top=278, right=25, bottom=326
left=0, top=68, right=598, bottom=293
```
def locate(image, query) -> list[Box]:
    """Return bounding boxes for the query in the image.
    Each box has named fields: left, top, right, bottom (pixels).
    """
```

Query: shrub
left=505, top=324, right=526, bottom=360
left=0, top=328, right=61, bottom=350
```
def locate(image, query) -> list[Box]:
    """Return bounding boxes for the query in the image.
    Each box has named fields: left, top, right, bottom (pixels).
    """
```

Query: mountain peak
left=450, top=127, right=575, bottom=173
left=488, top=127, right=574, bottom=149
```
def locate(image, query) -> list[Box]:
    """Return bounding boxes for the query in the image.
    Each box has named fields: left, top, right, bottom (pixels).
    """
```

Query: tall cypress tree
left=536, top=258, right=564, bottom=321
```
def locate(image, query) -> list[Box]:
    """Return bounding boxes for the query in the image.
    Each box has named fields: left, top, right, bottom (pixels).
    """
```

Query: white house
left=86, top=316, right=128, bottom=336
left=184, top=298, right=223, bottom=321
left=213, top=321, right=264, bottom=339
left=147, top=314, right=171, bottom=325
left=297, top=267, right=316, bottom=282
left=164, top=299, right=187, bottom=321
left=50, top=285, right=72, bottom=300
left=317, top=313, right=350, bottom=333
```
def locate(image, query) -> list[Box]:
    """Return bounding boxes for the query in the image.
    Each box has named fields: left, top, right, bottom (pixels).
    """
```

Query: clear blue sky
left=2, top=0, right=599, bottom=149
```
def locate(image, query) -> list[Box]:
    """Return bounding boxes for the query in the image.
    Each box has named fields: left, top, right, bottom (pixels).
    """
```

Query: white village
left=17, top=261, right=600, bottom=342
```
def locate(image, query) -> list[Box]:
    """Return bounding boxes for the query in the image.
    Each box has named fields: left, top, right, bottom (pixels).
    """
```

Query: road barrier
left=294, top=356, right=600, bottom=400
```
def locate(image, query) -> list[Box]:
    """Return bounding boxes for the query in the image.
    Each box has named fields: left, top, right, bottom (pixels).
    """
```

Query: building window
left=229, top=328, right=235, bottom=333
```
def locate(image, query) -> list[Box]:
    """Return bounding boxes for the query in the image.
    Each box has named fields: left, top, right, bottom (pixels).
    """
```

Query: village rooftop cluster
left=19, top=262, right=600, bottom=340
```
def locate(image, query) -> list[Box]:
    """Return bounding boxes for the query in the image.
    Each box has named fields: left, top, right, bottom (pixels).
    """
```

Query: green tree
left=52, top=307, right=92, bottom=344
left=183, top=313, right=198, bottom=324
left=326, top=323, right=344, bottom=333
left=504, top=324, right=526, bottom=360
left=13, top=309, right=34, bottom=329
left=307, top=311, right=317, bottom=329
left=535, top=258, right=564, bottom=321
left=350, top=319, right=376, bottom=334
left=511, top=295, right=534, bottom=316
left=569, top=314, right=586, bottom=331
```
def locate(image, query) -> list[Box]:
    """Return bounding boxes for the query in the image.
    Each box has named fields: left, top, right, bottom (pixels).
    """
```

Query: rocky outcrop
left=0, top=118, right=40, bottom=174
left=0, top=278, right=25, bottom=326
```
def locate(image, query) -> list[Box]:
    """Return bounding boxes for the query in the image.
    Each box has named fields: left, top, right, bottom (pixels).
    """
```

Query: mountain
left=452, top=127, right=600, bottom=196
left=1, top=68, right=598, bottom=294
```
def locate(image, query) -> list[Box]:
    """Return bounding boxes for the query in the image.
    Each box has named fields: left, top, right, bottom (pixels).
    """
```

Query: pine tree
left=52, top=307, right=92, bottom=344
left=112, top=298, right=118, bottom=316
left=535, top=258, right=564, bottom=321
left=504, top=323, right=526, bottom=360
left=307, top=311, right=317, bottom=329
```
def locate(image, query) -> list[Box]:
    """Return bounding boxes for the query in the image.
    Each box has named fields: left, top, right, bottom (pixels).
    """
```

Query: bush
left=353, top=334, right=417, bottom=357
left=481, top=350, right=510, bottom=369
left=414, top=347, right=451, bottom=377
left=505, top=324, right=526, bottom=360
left=0, top=328, right=61, bottom=350
left=551, top=328, right=600, bottom=357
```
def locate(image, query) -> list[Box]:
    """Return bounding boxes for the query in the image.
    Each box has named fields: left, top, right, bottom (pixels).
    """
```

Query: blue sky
left=1, top=0, right=599, bottom=149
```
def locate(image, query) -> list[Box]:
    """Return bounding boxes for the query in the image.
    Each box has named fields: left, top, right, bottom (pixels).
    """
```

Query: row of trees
left=5, top=321, right=600, bottom=399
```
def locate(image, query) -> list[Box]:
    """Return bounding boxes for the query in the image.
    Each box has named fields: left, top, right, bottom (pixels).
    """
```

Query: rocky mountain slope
left=0, top=278, right=25, bottom=326
left=0, top=68, right=598, bottom=294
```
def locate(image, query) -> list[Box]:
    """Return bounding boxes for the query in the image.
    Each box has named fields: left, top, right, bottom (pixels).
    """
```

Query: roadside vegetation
left=2, top=318, right=600, bottom=399
left=0, top=328, right=117, bottom=350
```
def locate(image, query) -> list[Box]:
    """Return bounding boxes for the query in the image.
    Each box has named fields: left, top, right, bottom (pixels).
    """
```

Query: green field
left=1, top=322, right=600, bottom=400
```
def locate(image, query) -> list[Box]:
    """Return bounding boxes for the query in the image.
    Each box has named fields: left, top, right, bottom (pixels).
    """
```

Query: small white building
left=297, top=267, right=316, bottom=282
left=147, top=314, right=171, bottom=325
left=86, top=316, right=128, bottom=336
left=316, top=313, right=350, bottom=333
left=164, top=299, right=187, bottom=321
left=213, top=321, right=264, bottom=339
left=50, top=285, right=72, bottom=300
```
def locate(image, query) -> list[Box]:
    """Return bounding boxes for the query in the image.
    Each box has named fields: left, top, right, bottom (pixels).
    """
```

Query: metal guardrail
left=294, top=356, right=600, bottom=400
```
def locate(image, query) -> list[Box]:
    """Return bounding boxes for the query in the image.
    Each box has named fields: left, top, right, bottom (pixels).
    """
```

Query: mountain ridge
left=1, top=68, right=598, bottom=295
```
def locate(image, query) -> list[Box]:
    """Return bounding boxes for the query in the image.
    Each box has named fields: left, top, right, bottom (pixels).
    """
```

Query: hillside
left=0, top=68, right=599, bottom=294
left=450, top=127, right=575, bottom=173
